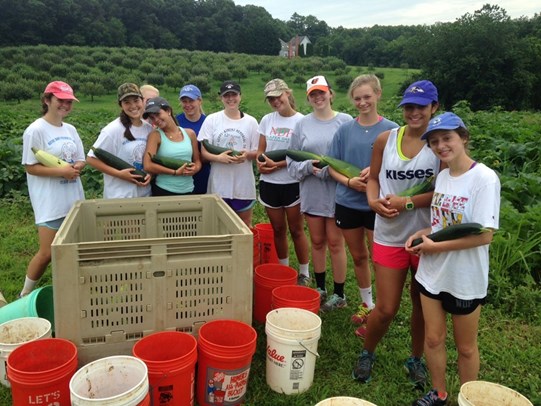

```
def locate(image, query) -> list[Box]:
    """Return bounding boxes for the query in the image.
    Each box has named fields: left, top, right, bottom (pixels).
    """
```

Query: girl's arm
left=367, top=131, right=398, bottom=218
left=143, top=130, right=175, bottom=176
left=183, top=129, right=201, bottom=176
left=407, top=229, right=494, bottom=255
left=25, top=163, right=81, bottom=180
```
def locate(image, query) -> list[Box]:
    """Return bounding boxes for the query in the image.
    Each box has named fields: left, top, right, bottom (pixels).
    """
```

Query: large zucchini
left=410, top=222, right=489, bottom=247
left=202, top=140, right=241, bottom=156
left=321, top=155, right=362, bottom=179
left=91, top=147, right=147, bottom=180
left=286, top=149, right=327, bottom=169
left=397, top=175, right=435, bottom=197
left=257, top=149, right=287, bottom=163
left=148, top=152, right=193, bottom=169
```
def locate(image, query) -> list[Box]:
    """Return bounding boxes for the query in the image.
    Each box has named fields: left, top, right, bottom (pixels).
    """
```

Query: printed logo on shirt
left=268, top=126, right=294, bottom=143
left=430, top=192, right=468, bottom=228
left=385, top=168, right=434, bottom=180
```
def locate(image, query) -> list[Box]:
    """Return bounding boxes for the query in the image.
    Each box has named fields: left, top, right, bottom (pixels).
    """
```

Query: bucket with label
left=197, top=319, right=257, bottom=406
left=265, top=307, right=322, bottom=395
left=272, top=285, right=320, bottom=314
left=458, top=381, right=533, bottom=406
left=254, top=223, right=279, bottom=264
left=70, top=355, right=150, bottom=405
left=0, top=285, right=55, bottom=331
left=7, top=337, right=78, bottom=406
left=314, top=397, right=378, bottom=405
left=254, top=264, right=298, bottom=324
left=249, top=227, right=261, bottom=269
left=133, top=331, right=197, bottom=406
left=0, top=317, right=52, bottom=387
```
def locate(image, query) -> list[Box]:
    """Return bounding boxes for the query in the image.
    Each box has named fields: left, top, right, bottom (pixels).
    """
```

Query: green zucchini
left=148, top=152, right=193, bottom=169
left=286, top=149, right=327, bottom=169
left=91, top=147, right=147, bottom=180
left=202, top=140, right=241, bottom=156
left=320, top=155, right=363, bottom=179
left=397, top=175, right=435, bottom=197
left=410, top=222, right=489, bottom=247
left=257, top=149, right=288, bottom=163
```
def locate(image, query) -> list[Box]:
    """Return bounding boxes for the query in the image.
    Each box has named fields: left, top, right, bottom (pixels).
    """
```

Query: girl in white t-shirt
left=256, top=78, right=310, bottom=284
left=87, top=83, right=152, bottom=198
left=407, top=112, right=500, bottom=406
left=20, top=81, right=86, bottom=297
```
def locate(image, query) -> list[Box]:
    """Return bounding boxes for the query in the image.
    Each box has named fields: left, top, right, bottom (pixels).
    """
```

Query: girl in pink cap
left=20, top=81, right=85, bottom=297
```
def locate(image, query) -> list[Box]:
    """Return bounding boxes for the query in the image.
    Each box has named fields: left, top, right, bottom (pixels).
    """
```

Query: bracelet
left=173, top=169, right=177, bottom=176
left=347, top=178, right=351, bottom=188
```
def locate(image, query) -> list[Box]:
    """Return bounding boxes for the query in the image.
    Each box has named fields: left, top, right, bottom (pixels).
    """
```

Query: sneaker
left=411, top=389, right=447, bottom=406
left=351, top=302, right=374, bottom=325
left=316, top=288, right=327, bottom=304
left=321, top=293, right=347, bottom=312
left=354, top=324, right=367, bottom=339
left=352, top=349, right=375, bottom=382
left=405, top=357, right=428, bottom=390
left=297, top=274, right=312, bottom=287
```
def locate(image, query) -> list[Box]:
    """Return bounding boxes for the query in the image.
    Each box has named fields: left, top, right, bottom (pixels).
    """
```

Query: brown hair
left=40, top=93, right=53, bottom=115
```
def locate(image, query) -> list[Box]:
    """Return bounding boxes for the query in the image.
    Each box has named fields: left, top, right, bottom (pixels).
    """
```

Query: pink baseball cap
left=44, top=81, right=79, bottom=101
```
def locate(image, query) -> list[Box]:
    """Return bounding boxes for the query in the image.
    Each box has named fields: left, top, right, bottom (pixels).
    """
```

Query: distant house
left=279, top=36, right=311, bottom=58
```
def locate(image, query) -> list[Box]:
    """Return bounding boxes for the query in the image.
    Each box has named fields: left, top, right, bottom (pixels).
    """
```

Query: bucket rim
left=0, top=317, right=52, bottom=347
left=459, top=380, right=533, bottom=405
left=133, top=331, right=198, bottom=369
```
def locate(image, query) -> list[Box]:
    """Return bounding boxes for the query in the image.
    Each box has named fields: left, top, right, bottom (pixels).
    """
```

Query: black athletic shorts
left=259, top=180, right=300, bottom=209
left=334, top=203, right=375, bottom=230
left=417, top=281, right=486, bottom=315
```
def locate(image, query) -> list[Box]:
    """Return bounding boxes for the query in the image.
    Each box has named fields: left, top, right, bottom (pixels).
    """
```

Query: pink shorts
left=372, top=242, right=420, bottom=270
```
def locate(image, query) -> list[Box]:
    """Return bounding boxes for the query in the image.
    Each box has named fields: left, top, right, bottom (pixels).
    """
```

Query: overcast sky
left=233, top=1, right=539, bottom=28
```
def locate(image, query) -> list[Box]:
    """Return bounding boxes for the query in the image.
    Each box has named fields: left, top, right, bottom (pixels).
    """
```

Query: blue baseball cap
left=398, top=80, right=438, bottom=107
left=421, top=112, right=467, bottom=140
left=179, top=84, right=202, bottom=100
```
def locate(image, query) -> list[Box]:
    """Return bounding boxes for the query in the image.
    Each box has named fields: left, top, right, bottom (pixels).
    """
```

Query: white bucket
left=458, top=380, right=533, bottom=406
left=69, top=355, right=149, bottom=405
left=0, top=317, right=52, bottom=387
left=265, top=307, right=321, bottom=395
left=315, top=397, right=378, bottom=406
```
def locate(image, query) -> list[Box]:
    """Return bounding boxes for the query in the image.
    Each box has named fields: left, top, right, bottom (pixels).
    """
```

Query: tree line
left=1, top=1, right=540, bottom=110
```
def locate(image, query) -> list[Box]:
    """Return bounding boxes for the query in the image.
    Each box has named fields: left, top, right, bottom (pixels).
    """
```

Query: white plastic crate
left=52, top=195, right=252, bottom=365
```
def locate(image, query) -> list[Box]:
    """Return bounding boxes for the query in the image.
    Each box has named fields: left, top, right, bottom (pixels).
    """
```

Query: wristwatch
left=405, top=196, right=415, bottom=211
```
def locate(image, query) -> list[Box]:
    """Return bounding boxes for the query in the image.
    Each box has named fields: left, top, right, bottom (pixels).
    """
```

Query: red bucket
left=272, top=285, right=320, bottom=314
left=7, top=338, right=78, bottom=406
left=254, top=223, right=279, bottom=264
left=253, top=264, right=298, bottom=323
left=249, top=227, right=261, bottom=269
left=196, top=320, right=257, bottom=406
left=133, top=331, right=198, bottom=406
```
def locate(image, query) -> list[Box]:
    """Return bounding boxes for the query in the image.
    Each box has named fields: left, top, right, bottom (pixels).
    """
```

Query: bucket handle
left=298, top=340, right=319, bottom=358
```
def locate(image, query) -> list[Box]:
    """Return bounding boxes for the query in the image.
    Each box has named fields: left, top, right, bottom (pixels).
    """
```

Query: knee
left=289, top=226, right=305, bottom=241
left=352, top=251, right=369, bottom=267
left=457, top=343, right=478, bottom=360
left=425, top=332, right=446, bottom=350
left=374, top=305, right=399, bottom=324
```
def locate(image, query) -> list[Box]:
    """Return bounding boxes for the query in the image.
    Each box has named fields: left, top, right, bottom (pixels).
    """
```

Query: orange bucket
left=249, top=227, right=261, bottom=269
left=253, top=264, right=298, bottom=323
left=254, top=223, right=279, bottom=264
left=272, top=285, right=320, bottom=314
left=7, top=338, right=78, bottom=406
left=133, top=331, right=197, bottom=406
left=196, top=320, right=257, bottom=406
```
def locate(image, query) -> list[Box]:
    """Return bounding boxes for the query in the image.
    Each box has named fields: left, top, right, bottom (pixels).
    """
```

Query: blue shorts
left=36, top=217, right=65, bottom=231
left=222, top=198, right=256, bottom=213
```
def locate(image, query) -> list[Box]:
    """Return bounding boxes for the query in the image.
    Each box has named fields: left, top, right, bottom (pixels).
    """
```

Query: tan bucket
left=458, top=381, right=533, bottom=406
left=314, top=397, right=378, bottom=406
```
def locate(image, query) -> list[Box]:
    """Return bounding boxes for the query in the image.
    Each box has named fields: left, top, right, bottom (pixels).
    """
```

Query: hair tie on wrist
left=347, top=178, right=351, bottom=187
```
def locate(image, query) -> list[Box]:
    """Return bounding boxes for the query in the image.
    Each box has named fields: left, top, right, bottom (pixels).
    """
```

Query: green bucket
left=0, top=286, right=54, bottom=331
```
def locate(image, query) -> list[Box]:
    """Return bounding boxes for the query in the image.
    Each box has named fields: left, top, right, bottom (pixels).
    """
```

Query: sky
left=232, top=0, right=539, bottom=28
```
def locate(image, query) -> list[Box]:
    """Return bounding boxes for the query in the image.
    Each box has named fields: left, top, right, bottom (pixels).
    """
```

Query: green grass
left=0, top=201, right=539, bottom=406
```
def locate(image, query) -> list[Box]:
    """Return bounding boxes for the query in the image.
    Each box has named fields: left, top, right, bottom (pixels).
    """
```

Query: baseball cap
left=143, top=97, right=171, bottom=118
left=44, top=81, right=79, bottom=101
left=398, top=80, right=438, bottom=107
left=179, top=84, right=202, bottom=100
left=117, top=83, right=142, bottom=102
left=421, top=112, right=467, bottom=140
left=264, top=79, right=290, bottom=98
left=219, top=80, right=241, bottom=96
left=306, top=75, right=330, bottom=95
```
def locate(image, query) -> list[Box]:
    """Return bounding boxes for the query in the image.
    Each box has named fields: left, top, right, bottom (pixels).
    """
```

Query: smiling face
left=426, top=129, right=468, bottom=164
left=120, top=96, right=144, bottom=122
left=45, top=95, right=73, bottom=120
left=307, top=89, right=331, bottom=111
left=221, top=91, right=241, bottom=112
left=402, top=103, right=438, bottom=131
left=180, top=96, right=202, bottom=120
left=352, top=84, right=381, bottom=116
left=267, top=91, right=294, bottom=115
left=147, top=108, right=174, bottom=129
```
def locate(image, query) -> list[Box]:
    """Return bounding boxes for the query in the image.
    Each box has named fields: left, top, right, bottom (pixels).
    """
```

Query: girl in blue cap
left=353, top=80, right=441, bottom=390
left=406, top=112, right=500, bottom=406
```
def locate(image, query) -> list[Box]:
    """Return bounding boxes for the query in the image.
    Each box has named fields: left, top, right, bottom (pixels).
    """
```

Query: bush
left=334, top=74, right=354, bottom=91
left=375, top=71, right=385, bottom=80
left=189, top=75, right=210, bottom=94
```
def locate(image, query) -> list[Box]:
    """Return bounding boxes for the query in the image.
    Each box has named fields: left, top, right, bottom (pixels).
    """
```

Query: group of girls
left=21, top=73, right=500, bottom=406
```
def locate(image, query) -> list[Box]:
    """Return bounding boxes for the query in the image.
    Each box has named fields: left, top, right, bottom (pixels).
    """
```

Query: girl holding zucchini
left=286, top=75, right=353, bottom=312
left=327, top=74, right=398, bottom=335
left=406, top=113, right=500, bottom=406
left=142, top=96, right=201, bottom=196
left=20, top=81, right=85, bottom=297
left=87, top=83, right=152, bottom=198
left=353, top=80, right=441, bottom=389
left=256, top=78, right=310, bottom=285
left=197, top=80, right=259, bottom=226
